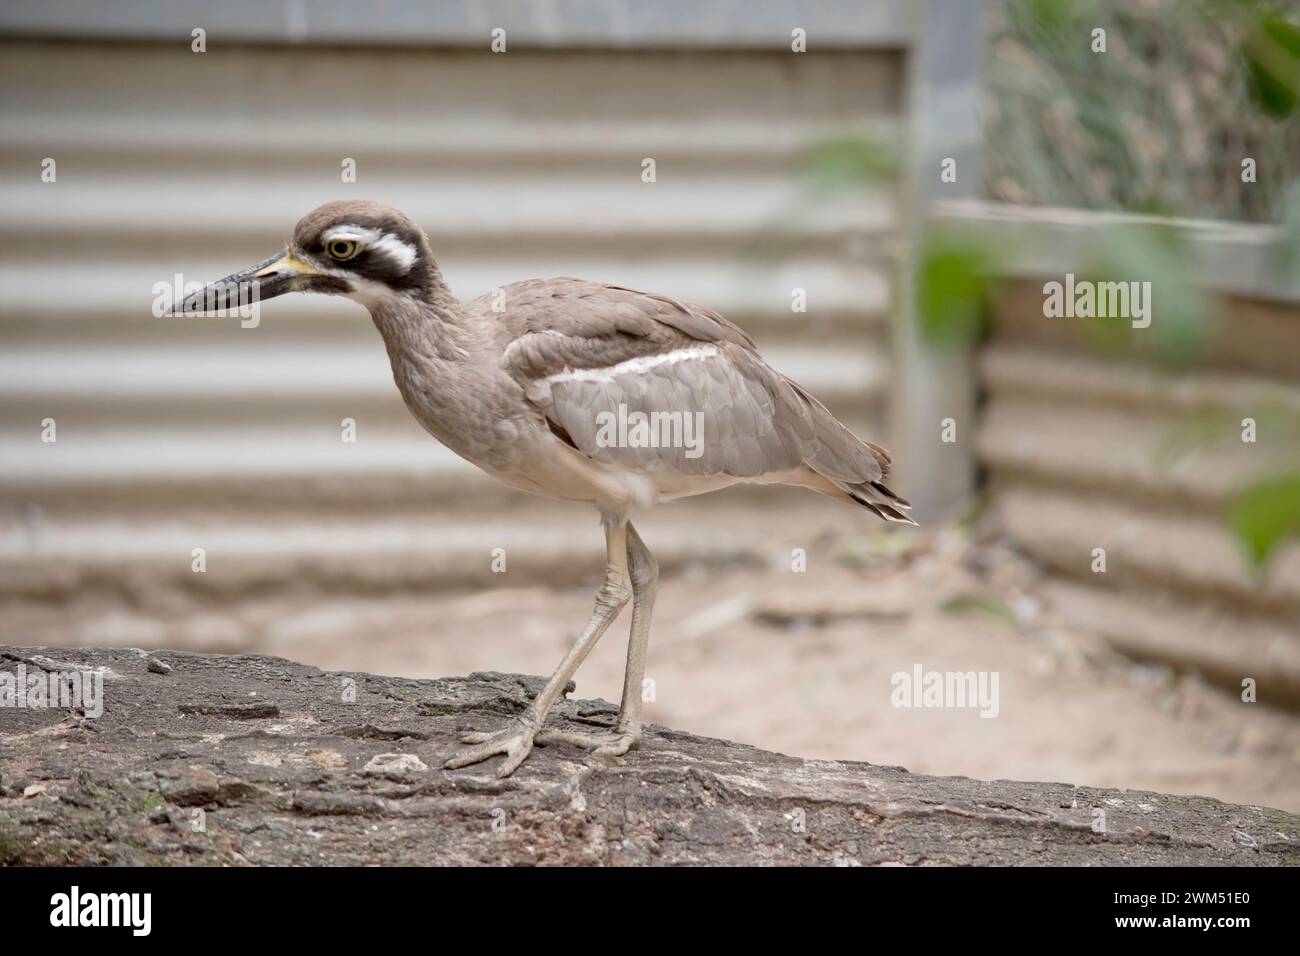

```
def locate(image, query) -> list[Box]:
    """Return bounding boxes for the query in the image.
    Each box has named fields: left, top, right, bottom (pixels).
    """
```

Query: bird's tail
left=781, top=376, right=917, bottom=526
left=840, top=477, right=916, bottom=525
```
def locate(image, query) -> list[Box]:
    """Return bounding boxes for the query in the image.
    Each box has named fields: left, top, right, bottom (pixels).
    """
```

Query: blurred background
left=1, top=0, right=1297, bottom=812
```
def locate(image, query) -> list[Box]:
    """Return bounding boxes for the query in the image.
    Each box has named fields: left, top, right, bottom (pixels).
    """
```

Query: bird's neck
left=364, top=276, right=505, bottom=458
left=366, top=274, right=490, bottom=365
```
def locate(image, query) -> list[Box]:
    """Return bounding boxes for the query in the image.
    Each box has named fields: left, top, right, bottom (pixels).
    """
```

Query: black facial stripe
left=350, top=245, right=430, bottom=292
left=298, top=222, right=433, bottom=293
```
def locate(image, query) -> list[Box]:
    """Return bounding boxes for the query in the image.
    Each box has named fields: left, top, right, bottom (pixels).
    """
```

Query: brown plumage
left=176, top=200, right=914, bottom=777
left=484, top=276, right=913, bottom=521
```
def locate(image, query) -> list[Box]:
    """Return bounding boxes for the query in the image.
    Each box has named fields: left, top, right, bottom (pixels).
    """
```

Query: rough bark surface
left=0, top=646, right=1295, bottom=866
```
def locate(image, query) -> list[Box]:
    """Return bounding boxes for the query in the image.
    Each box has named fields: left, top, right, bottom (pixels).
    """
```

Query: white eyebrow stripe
left=322, top=224, right=417, bottom=272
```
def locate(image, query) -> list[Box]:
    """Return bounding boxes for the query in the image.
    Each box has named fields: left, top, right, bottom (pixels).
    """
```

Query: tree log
left=0, top=646, right=1295, bottom=866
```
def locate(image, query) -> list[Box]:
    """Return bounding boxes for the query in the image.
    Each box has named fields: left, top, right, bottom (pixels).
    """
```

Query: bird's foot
left=444, top=719, right=538, bottom=777
left=535, top=726, right=641, bottom=758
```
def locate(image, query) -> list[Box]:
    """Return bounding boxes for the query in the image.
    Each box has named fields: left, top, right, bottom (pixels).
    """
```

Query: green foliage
left=1016, top=0, right=1075, bottom=36
left=802, top=135, right=900, bottom=193
left=802, top=3, right=1300, bottom=567
left=1230, top=473, right=1300, bottom=570
left=987, top=0, right=1300, bottom=222
left=915, top=234, right=993, bottom=347
left=1155, top=400, right=1300, bottom=573
left=1245, top=15, right=1300, bottom=118
left=1084, top=225, right=1212, bottom=368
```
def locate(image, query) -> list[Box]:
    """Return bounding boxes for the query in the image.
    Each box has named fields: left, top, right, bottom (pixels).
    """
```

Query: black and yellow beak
left=171, top=249, right=330, bottom=314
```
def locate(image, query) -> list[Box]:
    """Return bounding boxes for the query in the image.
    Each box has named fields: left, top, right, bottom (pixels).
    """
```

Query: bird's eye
left=326, top=239, right=360, bottom=261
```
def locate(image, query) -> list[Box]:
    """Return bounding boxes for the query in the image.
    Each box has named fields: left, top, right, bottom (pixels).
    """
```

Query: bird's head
left=172, top=200, right=437, bottom=315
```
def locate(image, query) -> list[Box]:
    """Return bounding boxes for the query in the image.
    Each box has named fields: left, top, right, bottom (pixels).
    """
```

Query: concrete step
left=1040, top=576, right=1300, bottom=708
left=0, top=405, right=890, bottom=514
left=5, top=116, right=901, bottom=167
left=0, top=495, right=865, bottom=604
left=0, top=340, right=889, bottom=406
left=996, top=485, right=1300, bottom=617
left=1, top=170, right=893, bottom=244
left=980, top=343, right=1300, bottom=417
left=988, top=280, right=1300, bottom=378
left=978, top=396, right=1294, bottom=513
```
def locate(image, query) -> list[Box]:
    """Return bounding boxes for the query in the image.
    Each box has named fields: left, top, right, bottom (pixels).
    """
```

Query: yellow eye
left=326, top=239, right=360, bottom=261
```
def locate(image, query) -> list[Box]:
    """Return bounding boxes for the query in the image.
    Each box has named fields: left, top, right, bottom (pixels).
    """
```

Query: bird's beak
left=170, top=249, right=324, bottom=315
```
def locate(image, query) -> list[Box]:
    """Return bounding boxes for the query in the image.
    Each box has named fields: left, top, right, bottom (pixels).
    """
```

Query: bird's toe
left=535, top=727, right=640, bottom=758
left=592, top=733, right=638, bottom=757
left=444, top=722, right=538, bottom=775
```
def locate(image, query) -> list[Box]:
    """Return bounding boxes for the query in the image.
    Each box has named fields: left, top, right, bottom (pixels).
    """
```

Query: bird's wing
left=484, top=276, right=757, bottom=350
left=482, top=278, right=893, bottom=487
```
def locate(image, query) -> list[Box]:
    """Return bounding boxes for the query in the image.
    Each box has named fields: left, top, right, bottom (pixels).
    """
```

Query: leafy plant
left=915, top=233, right=994, bottom=347
left=1230, top=473, right=1300, bottom=570
left=1083, top=224, right=1212, bottom=368
left=802, top=135, right=899, bottom=194
left=1244, top=14, right=1300, bottom=118
left=802, top=1, right=1300, bottom=570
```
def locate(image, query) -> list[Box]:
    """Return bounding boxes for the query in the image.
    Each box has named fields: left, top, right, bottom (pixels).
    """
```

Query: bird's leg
left=444, top=517, right=632, bottom=777
left=535, top=522, right=656, bottom=758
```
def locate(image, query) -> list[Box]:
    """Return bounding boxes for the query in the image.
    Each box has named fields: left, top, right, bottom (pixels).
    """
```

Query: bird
left=174, top=200, right=914, bottom=777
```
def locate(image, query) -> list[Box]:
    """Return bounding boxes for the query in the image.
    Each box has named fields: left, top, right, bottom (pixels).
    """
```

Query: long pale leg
left=535, top=522, right=657, bottom=757
left=444, top=517, right=632, bottom=777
